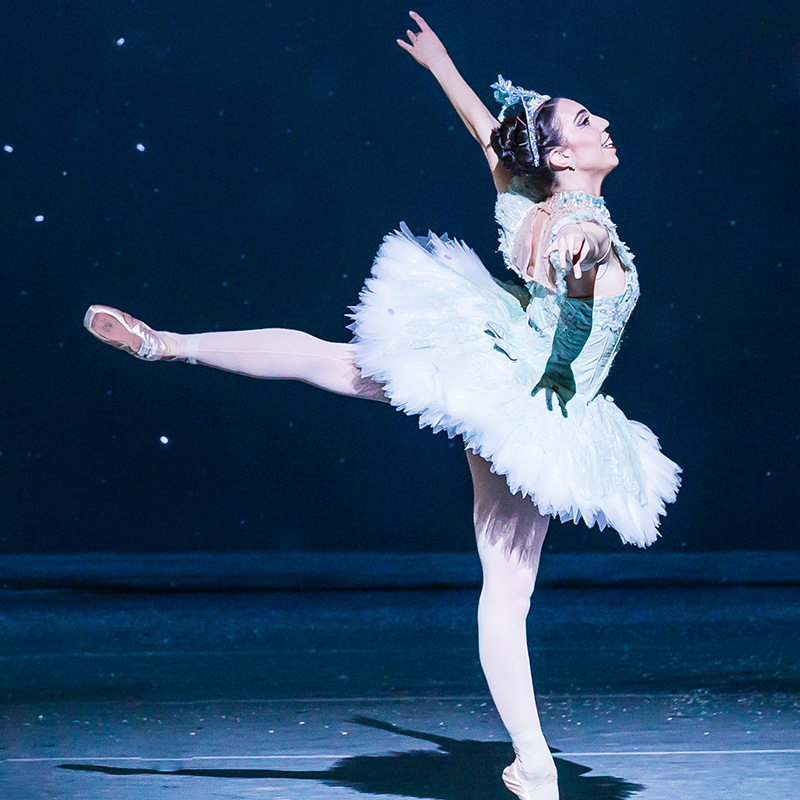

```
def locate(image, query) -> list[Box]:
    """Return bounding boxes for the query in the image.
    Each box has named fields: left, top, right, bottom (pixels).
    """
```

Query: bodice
left=495, top=183, right=641, bottom=403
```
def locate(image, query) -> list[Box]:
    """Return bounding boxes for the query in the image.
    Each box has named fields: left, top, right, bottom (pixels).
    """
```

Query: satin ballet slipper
left=502, top=758, right=559, bottom=800
left=84, top=305, right=179, bottom=361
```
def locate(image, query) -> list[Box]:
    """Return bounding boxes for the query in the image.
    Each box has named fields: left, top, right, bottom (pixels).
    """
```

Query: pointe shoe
left=502, top=758, right=558, bottom=800
left=83, top=305, right=176, bottom=361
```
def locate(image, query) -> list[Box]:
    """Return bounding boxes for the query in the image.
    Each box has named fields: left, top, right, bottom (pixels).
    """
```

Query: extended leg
left=84, top=306, right=386, bottom=401
left=466, top=449, right=557, bottom=796
left=175, top=328, right=386, bottom=400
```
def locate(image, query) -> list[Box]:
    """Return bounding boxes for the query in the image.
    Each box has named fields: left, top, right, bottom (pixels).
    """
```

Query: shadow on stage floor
left=3, top=585, right=799, bottom=799
left=59, top=716, right=644, bottom=800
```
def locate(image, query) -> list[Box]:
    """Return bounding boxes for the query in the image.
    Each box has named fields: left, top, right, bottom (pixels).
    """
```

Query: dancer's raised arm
left=398, top=11, right=512, bottom=192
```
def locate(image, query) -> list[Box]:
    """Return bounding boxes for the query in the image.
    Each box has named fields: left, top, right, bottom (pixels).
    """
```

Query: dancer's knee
left=478, top=580, right=533, bottom=623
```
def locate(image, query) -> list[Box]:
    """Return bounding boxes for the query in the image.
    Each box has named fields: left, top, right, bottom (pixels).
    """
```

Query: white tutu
left=348, top=225, right=681, bottom=547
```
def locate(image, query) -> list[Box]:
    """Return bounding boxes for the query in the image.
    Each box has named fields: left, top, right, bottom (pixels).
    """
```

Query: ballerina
left=84, top=12, right=680, bottom=799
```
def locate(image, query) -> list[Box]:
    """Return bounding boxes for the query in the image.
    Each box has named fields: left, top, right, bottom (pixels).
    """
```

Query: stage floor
left=1, top=586, right=798, bottom=799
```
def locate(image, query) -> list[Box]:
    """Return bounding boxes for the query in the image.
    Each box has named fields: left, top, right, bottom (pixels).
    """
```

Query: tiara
left=491, top=75, right=551, bottom=167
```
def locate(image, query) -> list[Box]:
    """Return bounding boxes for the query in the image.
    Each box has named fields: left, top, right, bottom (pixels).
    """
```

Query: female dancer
left=84, top=13, right=680, bottom=799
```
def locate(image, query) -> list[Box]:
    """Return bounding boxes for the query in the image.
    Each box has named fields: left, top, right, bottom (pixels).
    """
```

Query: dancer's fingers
left=410, top=11, right=431, bottom=31
left=559, top=241, right=571, bottom=274
left=546, top=238, right=569, bottom=274
left=572, top=240, right=589, bottom=278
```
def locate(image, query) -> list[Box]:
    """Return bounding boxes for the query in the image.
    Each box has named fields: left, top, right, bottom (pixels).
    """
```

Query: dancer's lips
left=602, top=136, right=615, bottom=149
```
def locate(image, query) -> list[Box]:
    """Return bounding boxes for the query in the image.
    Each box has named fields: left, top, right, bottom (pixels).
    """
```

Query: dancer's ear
left=548, top=148, right=574, bottom=172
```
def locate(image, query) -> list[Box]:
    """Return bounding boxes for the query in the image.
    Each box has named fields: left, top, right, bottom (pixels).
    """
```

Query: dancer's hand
left=532, top=372, right=575, bottom=418
left=531, top=295, right=594, bottom=417
left=397, top=11, right=511, bottom=192
left=397, top=11, right=448, bottom=70
left=545, top=225, right=591, bottom=280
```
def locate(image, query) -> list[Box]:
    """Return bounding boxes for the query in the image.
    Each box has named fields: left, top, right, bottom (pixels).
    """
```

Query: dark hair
left=490, top=97, right=564, bottom=201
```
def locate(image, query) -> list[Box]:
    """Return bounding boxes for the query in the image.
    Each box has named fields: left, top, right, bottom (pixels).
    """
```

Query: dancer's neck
left=553, top=172, right=605, bottom=198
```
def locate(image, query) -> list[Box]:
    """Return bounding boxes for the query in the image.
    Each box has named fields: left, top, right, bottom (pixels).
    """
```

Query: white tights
left=166, top=328, right=388, bottom=401
left=167, top=326, right=554, bottom=779
left=467, top=450, right=555, bottom=783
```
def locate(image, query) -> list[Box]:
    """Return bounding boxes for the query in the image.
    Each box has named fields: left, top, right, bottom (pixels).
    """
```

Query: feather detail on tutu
left=348, top=225, right=681, bottom=547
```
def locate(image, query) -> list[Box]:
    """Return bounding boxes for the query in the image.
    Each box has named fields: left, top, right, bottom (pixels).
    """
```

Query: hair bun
left=490, top=99, right=562, bottom=199
left=492, top=115, right=533, bottom=176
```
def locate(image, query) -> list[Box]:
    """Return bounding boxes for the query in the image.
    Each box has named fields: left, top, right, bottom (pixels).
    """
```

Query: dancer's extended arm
left=398, top=11, right=512, bottom=192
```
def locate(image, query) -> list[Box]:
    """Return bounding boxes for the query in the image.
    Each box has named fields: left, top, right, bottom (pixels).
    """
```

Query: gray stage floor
left=1, top=585, right=799, bottom=799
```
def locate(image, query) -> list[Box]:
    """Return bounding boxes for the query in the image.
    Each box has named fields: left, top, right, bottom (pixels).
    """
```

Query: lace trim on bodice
left=496, top=181, right=636, bottom=274
left=495, top=182, right=539, bottom=280
left=528, top=265, right=639, bottom=336
left=495, top=184, right=640, bottom=334
left=495, top=186, right=642, bottom=401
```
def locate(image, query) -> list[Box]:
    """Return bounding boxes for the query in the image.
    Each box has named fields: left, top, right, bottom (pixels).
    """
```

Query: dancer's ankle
left=159, top=331, right=188, bottom=360
left=515, top=756, right=556, bottom=787
left=511, top=729, right=556, bottom=784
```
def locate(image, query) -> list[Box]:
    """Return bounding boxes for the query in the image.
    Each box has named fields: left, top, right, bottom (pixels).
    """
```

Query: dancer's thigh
left=466, top=448, right=549, bottom=574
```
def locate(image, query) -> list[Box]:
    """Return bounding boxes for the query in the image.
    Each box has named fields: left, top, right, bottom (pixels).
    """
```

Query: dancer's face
left=550, top=97, right=618, bottom=176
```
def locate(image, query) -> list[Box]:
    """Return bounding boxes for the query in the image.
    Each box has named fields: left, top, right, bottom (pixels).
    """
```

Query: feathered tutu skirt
left=348, top=225, right=681, bottom=547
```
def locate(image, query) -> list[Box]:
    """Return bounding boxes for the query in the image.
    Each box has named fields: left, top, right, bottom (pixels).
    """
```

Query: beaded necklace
left=544, top=190, right=607, bottom=214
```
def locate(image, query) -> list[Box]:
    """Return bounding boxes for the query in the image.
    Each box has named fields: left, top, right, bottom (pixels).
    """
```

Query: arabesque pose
left=84, top=13, right=680, bottom=799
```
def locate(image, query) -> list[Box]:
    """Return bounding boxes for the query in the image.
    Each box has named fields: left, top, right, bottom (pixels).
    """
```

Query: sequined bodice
left=496, top=184, right=641, bottom=402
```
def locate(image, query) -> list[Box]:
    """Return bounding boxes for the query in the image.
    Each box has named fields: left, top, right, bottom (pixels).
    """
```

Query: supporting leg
left=466, top=450, right=557, bottom=794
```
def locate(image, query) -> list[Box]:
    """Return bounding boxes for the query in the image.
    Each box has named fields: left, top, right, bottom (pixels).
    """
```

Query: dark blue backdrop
left=1, top=0, right=798, bottom=553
